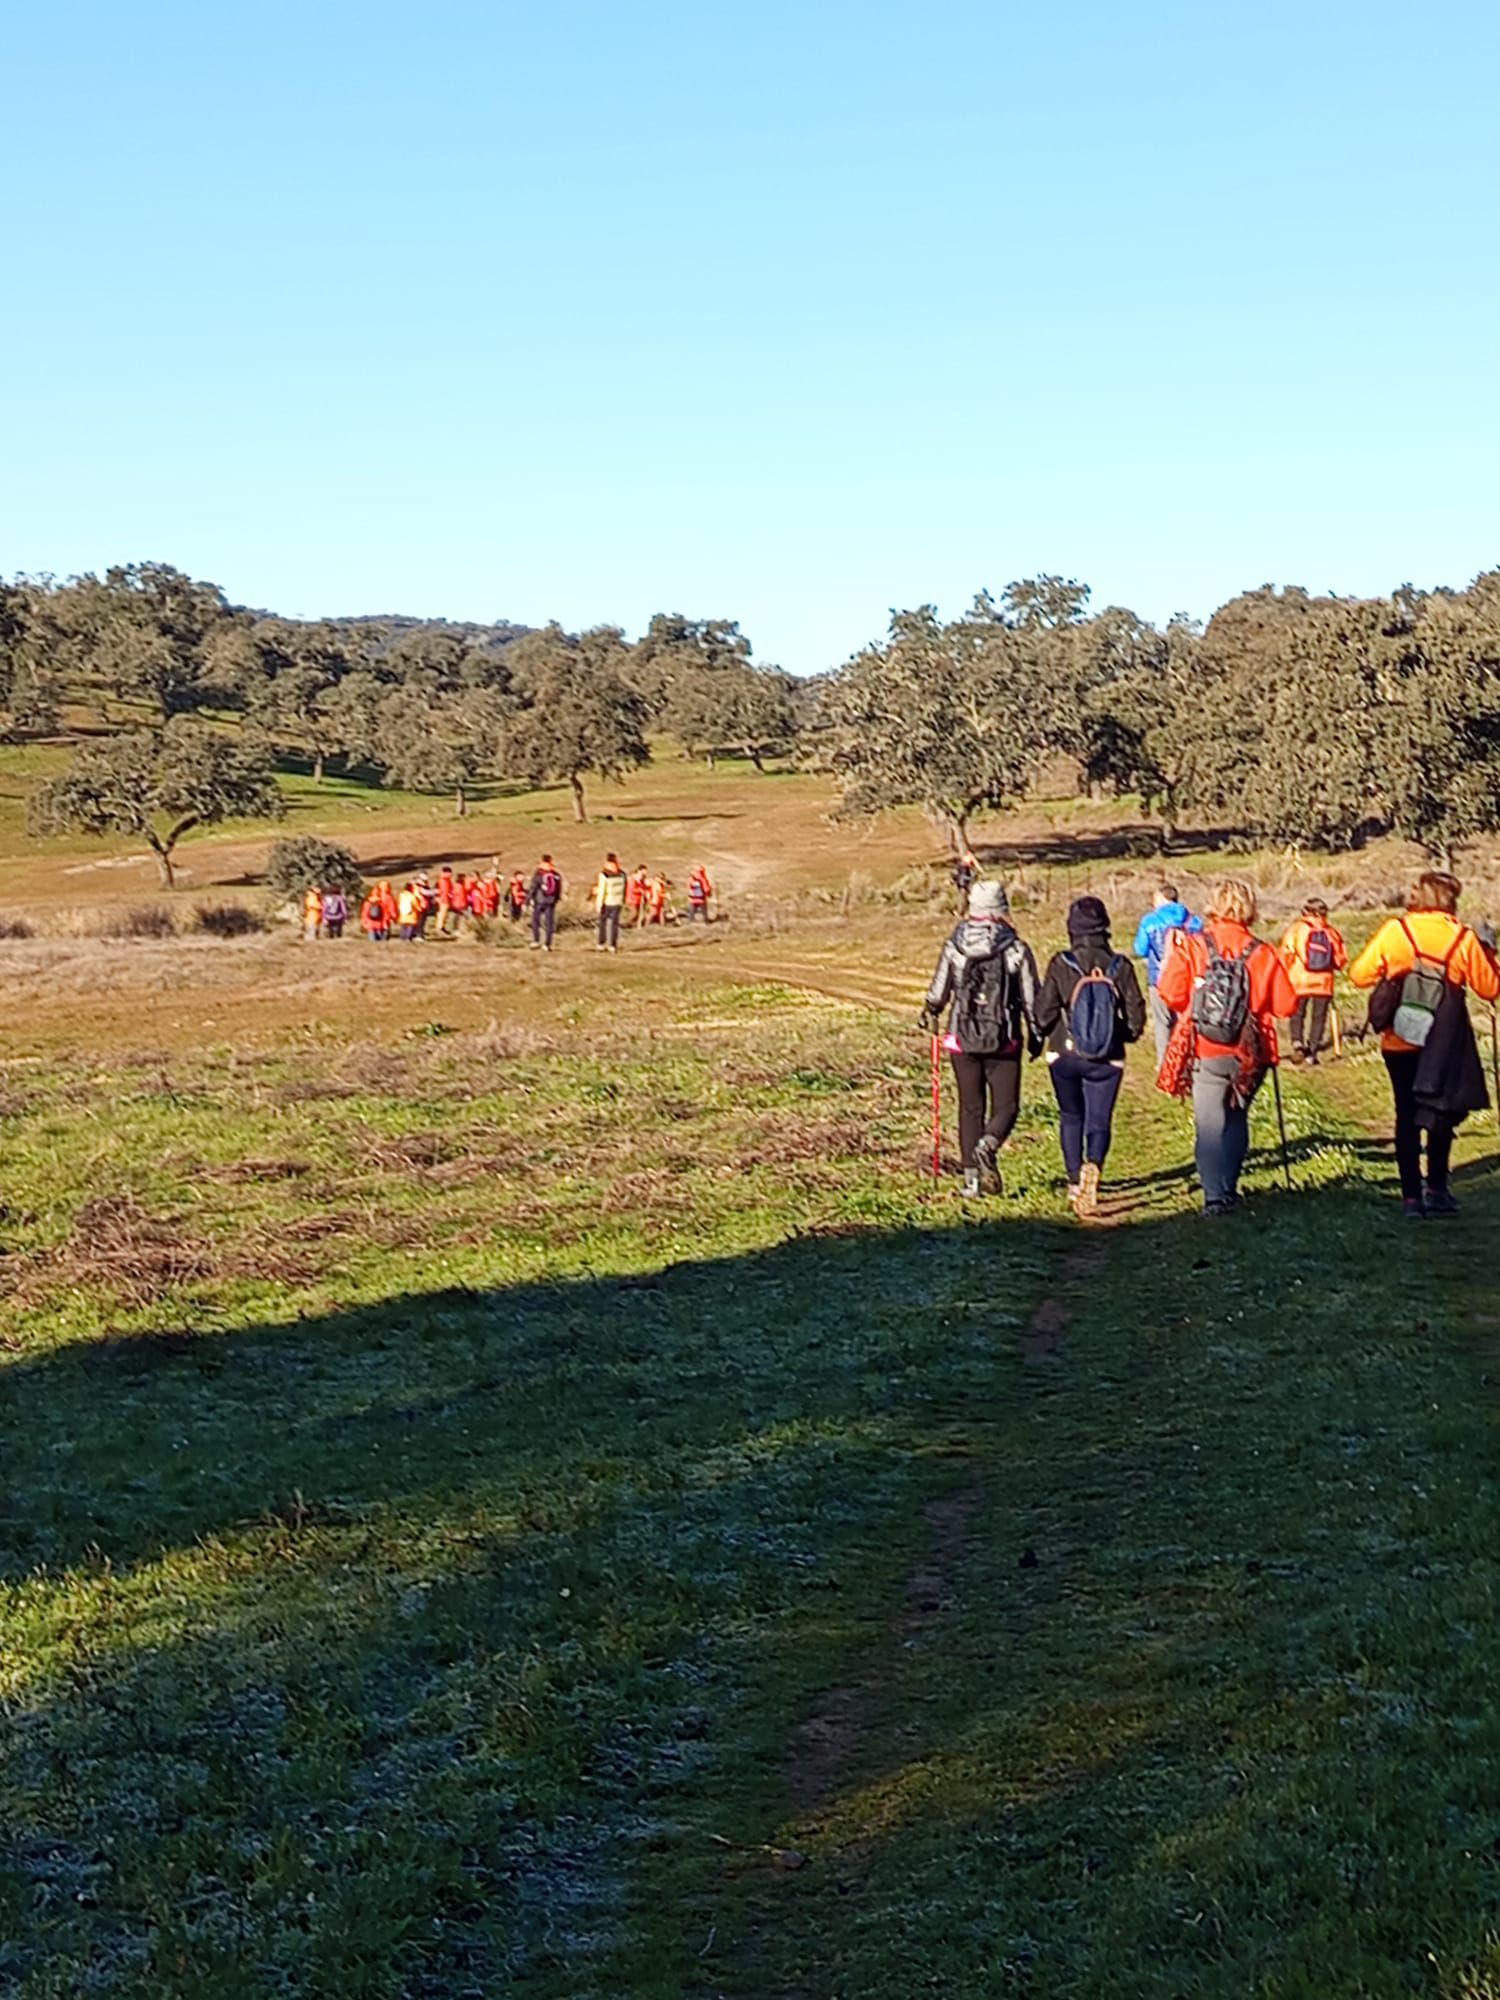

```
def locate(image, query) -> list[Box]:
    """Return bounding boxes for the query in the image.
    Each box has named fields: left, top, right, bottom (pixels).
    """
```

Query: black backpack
left=1191, top=937, right=1256, bottom=1046
left=952, top=949, right=1018, bottom=1055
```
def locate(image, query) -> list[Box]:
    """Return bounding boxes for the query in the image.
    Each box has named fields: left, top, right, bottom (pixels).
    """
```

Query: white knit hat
left=968, top=879, right=1010, bottom=918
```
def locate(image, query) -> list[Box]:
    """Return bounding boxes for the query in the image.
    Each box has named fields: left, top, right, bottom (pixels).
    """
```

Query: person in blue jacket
left=1133, top=881, right=1204, bottom=1065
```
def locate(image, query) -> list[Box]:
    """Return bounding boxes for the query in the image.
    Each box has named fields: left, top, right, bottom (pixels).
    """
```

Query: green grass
left=4, top=986, right=1500, bottom=1995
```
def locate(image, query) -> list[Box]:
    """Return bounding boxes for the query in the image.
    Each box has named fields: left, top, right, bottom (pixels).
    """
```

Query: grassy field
left=5, top=757, right=1500, bottom=1994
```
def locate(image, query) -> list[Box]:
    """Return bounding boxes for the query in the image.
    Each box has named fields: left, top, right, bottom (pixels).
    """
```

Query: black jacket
left=1034, top=935, right=1147, bottom=1062
left=1414, top=983, right=1490, bottom=1124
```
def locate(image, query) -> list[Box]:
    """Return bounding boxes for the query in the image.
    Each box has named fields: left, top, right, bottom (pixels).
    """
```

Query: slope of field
left=4, top=877, right=1500, bottom=1995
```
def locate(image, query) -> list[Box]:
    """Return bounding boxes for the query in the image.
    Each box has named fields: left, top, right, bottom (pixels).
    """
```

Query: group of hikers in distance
left=922, top=867, right=1500, bottom=1220
left=300, top=856, right=716, bottom=952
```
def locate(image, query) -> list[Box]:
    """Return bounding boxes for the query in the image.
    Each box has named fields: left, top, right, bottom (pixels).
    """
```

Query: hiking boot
left=1401, top=1197, right=1426, bottom=1220
left=1290, top=1045, right=1306, bottom=1065
left=1203, top=1197, right=1237, bottom=1218
left=973, top=1136, right=1001, bottom=1195
left=1067, top=1182, right=1082, bottom=1207
left=1425, top=1188, right=1460, bottom=1216
left=962, top=1166, right=983, bottom=1198
left=1078, top=1161, right=1101, bottom=1217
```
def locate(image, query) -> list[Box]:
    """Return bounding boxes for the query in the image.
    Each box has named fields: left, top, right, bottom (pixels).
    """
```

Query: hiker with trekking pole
left=1346, top=872, right=1500, bottom=1218
left=919, top=879, right=1041, bottom=1198
left=1157, top=878, right=1298, bottom=1217
left=1033, top=896, right=1146, bottom=1218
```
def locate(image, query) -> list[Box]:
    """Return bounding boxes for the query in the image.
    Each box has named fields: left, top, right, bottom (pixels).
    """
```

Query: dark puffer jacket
left=925, top=917, right=1041, bottom=1052
left=1034, top=933, right=1147, bottom=1062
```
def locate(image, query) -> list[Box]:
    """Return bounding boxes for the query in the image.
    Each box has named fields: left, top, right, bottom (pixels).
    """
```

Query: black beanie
left=1067, top=895, right=1109, bottom=937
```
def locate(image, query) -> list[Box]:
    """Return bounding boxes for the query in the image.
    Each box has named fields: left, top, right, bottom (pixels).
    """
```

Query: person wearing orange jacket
left=475, top=872, right=501, bottom=920
left=1158, top=877, right=1298, bottom=1216
left=1347, top=870, right=1500, bottom=1217
left=627, top=865, right=650, bottom=927
left=302, top=885, right=323, bottom=942
left=647, top=873, right=670, bottom=925
left=1279, top=897, right=1347, bottom=1065
left=507, top=870, right=527, bottom=923
left=687, top=864, right=714, bottom=923
left=361, top=883, right=392, bottom=942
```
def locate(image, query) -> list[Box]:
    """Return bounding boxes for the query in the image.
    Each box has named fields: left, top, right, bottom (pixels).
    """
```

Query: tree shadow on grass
left=4, top=1178, right=1500, bottom=1996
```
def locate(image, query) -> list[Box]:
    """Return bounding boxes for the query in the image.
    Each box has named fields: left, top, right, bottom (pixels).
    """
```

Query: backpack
left=952, top=947, right=1018, bottom=1056
left=1303, top=926, right=1335, bottom=974
left=1191, top=937, right=1256, bottom=1046
left=1389, top=919, right=1461, bottom=1048
left=539, top=868, right=560, bottom=900
left=1064, top=952, right=1124, bottom=1060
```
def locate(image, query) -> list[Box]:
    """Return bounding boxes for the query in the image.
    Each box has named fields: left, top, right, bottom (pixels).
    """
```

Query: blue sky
left=3, top=0, right=1497, bottom=673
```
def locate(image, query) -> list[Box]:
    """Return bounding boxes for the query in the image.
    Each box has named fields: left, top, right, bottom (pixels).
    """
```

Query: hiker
left=687, top=864, right=714, bottom=923
left=320, top=885, right=348, bottom=940
left=626, top=865, right=649, bottom=927
left=507, top=870, right=527, bottom=923
left=1133, top=883, right=1203, bottom=1065
left=413, top=874, right=435, bottom=938
left=528, top=854, right=563, bottom=951
left=1279, top=897, right=1347, bottom=1064
left=952, top=849, right=979, bottom=909
left=360, top=883, right=391, bottom=942
left=302, top=884, right=323, bottom=942
left=1034, top=895, right=1146, bottom=1216
left=647, top=873, right=671, bottom=925
left=396, top=882, right=421, bottom=942
left=475, top=872, right=501, bottom=920
left=1346, top=871, right=1500, bottom=1217
left=594, top=852, right=627, bottom=951
left=919, top=879, right=1041, bottom=1197
left=1157, top=878, right=1298, bottom=1216
left=434, top=865, right=457, bottom=935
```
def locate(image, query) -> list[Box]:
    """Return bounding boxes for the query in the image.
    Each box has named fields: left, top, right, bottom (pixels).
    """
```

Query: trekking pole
left=1270, top=1061, right=1293, bottom=1192
left=1490, top=1004, right=1500, bottom=1133
left=930, top=1033, right=943, bottom=1180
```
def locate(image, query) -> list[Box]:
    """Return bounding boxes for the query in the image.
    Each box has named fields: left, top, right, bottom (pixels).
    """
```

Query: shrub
left=0, top=915, right=33, bottom=939
left=108, top=905, right=177, bottom=939
left=193, top=902, right=267, bottom=938
left=265, top=836, right=365, bottom=902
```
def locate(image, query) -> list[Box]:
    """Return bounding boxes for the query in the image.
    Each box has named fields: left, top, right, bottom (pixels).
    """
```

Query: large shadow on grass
left=5, top=1170, right=1500, bottom=1995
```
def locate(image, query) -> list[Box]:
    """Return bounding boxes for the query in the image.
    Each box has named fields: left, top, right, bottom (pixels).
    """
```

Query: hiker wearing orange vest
left=361, top=884, right=392, bottom=942
left=302, top=885, right=323, bottom=942
left=1347, top=870, right=1500, bottom=1218
left=687, top=864, right=714, bottom=923
left=507, top=871, right=527, bottom=923
left=627, top=865, right=650, bottom=926
left=647, top=873, right=670, bottom=924
left=1279, top=898, right=1347, bottom=1065
left=396, top=883, right=422, bottom=941
left=474, top=873, right=500, bottom=920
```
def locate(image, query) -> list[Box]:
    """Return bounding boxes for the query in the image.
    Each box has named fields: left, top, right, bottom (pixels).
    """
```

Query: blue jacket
left=1132, top=901, right=1203, bottom=987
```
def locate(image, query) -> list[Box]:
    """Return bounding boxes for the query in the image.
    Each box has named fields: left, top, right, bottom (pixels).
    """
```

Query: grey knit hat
left=968, top=879, right=1010, bottom=919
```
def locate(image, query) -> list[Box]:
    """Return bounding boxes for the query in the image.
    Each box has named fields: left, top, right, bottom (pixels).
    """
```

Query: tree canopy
left=30, top=720, right=285, bottom=886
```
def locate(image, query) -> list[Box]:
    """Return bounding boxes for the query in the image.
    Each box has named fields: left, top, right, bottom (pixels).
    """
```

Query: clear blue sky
left=4, top=0, right=1497, bottom=674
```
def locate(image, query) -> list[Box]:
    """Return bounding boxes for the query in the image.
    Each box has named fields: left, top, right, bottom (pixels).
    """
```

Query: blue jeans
left=1048, top=1054, right=1123, bottom=1182
left=1192, top=1057, right=1263, bottom=1205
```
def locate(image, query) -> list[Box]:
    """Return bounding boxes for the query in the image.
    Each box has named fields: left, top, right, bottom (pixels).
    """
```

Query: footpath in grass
left=4, top=989, right=1500, bottom=1997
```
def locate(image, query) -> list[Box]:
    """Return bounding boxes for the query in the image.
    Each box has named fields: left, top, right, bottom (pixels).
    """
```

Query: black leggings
left=1293, top=995, right=1330, bottom=1053
left=531, top=902, right=557, bottom=947
left=597, top=905, right=621, bottom=947
left=1384, top=1050, right=1456, bottom=1199
left=950, top=1051, right=1021, bottom=1164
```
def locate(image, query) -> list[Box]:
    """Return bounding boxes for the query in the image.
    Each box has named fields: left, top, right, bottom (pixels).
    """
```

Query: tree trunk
left=748, top=747, right=766, bottom=773
left=570, top=773, right=587, bottom=823
left=455, top=782, right=467, bottom=817
left=148, top=837, right=176, bottom=889
left=312, top=748, right=325, bottom=782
